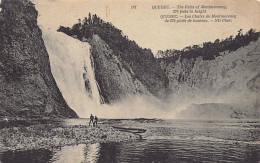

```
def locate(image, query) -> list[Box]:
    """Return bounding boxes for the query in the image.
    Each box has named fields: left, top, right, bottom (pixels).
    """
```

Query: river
left=0, top=119, right=259, bottom=163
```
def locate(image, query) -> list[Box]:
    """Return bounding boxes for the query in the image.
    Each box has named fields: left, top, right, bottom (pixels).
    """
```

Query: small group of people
left=89, top=114, right=98, bottom=126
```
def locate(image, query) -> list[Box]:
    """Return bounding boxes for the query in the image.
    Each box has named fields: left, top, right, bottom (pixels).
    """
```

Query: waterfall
left=42, top=28, right=102, bottom=118
left=40, top=28, right=166, bottom=119
left=88, top=53, right=105, bottom=104
left=82, top=43, right=102, bottom=105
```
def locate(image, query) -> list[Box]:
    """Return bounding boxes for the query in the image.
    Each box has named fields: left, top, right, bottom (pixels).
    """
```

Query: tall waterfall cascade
left=42, top=29, right=102, bottom=117
left=40, top=29, right=167, bottom=119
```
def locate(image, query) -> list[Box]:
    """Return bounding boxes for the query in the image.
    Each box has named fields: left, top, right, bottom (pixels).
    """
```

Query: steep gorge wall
left=57, top=14, right=259, bottom=118
left=0, top=0, right=77, bottom=118
left=89, top=35, right=152, bottom=103
left=58, top=17, right=168, bottom=103
left=161, top=37, right=260, bottom=117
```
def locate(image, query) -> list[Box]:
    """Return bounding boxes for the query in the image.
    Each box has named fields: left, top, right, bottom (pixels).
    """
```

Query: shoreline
left=0, top=123, right=141, bottom=152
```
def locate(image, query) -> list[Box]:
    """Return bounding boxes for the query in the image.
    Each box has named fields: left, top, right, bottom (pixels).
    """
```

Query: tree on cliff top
left=157, top=28, right=259, bottom=62
left=58, top=13, right=168, bottom=97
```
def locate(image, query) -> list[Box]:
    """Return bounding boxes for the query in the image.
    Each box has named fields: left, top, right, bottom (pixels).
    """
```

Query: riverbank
left=0, top=123, right=140, bottom=151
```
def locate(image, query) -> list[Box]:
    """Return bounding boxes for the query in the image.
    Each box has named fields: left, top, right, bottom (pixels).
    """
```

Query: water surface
left=0, top=119, right=259, bottom=163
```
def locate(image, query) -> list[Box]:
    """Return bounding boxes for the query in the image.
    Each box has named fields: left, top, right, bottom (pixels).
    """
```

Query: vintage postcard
left=0, top=0, right=259, bottom=162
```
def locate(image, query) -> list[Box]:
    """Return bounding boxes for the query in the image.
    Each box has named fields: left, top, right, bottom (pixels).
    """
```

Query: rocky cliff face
left=89, top=35, right=152, bottom=103
left=161, top=37, right=260, bottom=118
left=0, top=0, right=77, bottom=118
left=58, top=15, right=168, bottom=103
left=57, top=14, right=259, bottom=118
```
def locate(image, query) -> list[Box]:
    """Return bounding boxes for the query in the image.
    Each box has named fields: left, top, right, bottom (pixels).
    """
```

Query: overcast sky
left=33, top=0, right=260, bottom=53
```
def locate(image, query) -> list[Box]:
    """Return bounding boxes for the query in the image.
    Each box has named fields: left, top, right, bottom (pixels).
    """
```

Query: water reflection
left=85, top=143, right=100, bottom=163
left=0, top=119, right=259, bottom=163
left=52, top=144, right=85, bottom=163
left=0, top=149, right=53, bottom=163
left=1, top=140, right=259, bottom=163
left=51, top=143, right=100, bottom=163
left=0, top=143, right=101, bottom=163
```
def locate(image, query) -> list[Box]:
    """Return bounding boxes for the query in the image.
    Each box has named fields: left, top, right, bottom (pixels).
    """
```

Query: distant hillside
left=157, top=29, right=260, bottom=62
left=161, top=36, right=260, bottom=118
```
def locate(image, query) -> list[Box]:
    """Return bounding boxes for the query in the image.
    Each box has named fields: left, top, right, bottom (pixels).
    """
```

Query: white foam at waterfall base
left=42, top=29, right=102, bottom=118
left=33, top=0, right=179, bottom=119
left=41, top=28, right=171, bottom=119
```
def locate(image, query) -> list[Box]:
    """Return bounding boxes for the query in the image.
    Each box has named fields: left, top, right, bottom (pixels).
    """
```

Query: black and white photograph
left=0, top=0, right=260, bottom=162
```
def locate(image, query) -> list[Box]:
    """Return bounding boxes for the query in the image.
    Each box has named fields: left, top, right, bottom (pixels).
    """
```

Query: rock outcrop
left=57, top=14, right=259, bottom=118
left=89, top=35, right=152, bottom=103
left=0, top=0, right=78, bottom=118
left=161, top=37, right=260, bottom=118
left=57, top=15, right=168, bottom=103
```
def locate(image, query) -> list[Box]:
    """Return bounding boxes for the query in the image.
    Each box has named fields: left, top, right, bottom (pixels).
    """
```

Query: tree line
left=157, top=29, right=259, bottom=62
left=58, top=13, right=168, bottom=95
left=58, top=14, right=259, bottom=94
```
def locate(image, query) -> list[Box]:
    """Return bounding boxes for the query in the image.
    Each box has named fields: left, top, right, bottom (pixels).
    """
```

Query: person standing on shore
left=89, top=114, right=94, bottom=126
left=94, top=115, right=98, bottom=127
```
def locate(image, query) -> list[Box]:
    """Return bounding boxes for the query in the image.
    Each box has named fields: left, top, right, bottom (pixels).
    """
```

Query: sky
left=33, top=0, right=260, bottom=54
